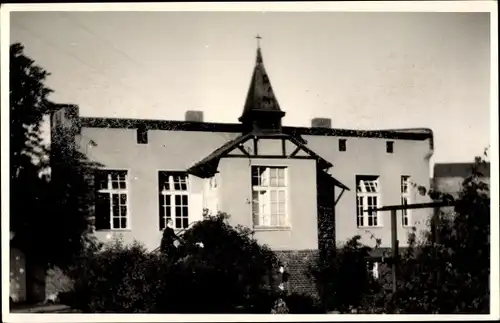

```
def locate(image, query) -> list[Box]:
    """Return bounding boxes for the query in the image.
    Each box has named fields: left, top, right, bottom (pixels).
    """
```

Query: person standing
left=160, top=218, right=180, bottom=259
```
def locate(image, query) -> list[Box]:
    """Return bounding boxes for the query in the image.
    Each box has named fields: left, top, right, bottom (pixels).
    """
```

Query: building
left=433, top=162, right=490, bottom=198
left=49, top=45, right=434, bottom=294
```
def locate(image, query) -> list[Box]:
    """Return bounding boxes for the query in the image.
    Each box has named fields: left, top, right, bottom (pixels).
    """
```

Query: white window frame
left=159, top=172, right=190, bottom=230
left=356, top=175, right=382, bottom=228
left=251, top=166, right=289, bottom=228
left=401, top=175, right=411, bottom=227
left=96, top=170, right=130, bottom=230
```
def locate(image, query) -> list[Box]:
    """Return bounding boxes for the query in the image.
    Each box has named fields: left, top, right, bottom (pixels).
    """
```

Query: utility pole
left=366, top=200, right=455, bottom=294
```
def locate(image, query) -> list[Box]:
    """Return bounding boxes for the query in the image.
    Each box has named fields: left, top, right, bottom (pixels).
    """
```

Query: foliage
left=367, top=153, right=491, bottom=314
left=10, top=42, right=99, bottom=270
left=66, top=237, right=166, bottom=313
left=10, top=42, right=53, bottom=256
left=68, top=213, right=280, bottom=313
left=308, top=235, right=381, bottom=313
left=284, top=293, right=324, bottom=314
left=163, top=212, right=279, bottom=312
left=10, top=43, right=53, bottom=179
left=270, top=298, right=289, bottom=314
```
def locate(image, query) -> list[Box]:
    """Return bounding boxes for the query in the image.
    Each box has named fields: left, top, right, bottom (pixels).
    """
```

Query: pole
left=390, top=209, right=398, bottom=293
left=433, top=206, right=441, bottom=285
left=366, top=200, right=456, bottom=295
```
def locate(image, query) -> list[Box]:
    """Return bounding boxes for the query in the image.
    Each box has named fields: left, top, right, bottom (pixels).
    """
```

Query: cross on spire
left=255, top=34, right=262, bottom=48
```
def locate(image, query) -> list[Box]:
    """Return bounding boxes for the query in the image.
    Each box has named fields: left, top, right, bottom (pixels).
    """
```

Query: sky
left=9, top=10, right=492, bottom=164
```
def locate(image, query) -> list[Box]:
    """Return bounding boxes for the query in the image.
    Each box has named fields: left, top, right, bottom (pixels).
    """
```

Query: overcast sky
left=10, top=11, right=491, bottom=164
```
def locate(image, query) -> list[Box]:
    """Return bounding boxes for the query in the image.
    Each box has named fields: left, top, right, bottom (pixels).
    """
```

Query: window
left=95, top=170, right=129, bottom=230
left=338, top=139, right=347, bottom=152
left=251, top=166, right=288, bottom=227
left=159, top=172, right=189, bottom=230
left=356, top=175, right=381, bottom=227
left=401, top=175, right=411, bottom=227
left=137, top=127, right=148, bottom=144
left=386, top=141, right=394, bottom=153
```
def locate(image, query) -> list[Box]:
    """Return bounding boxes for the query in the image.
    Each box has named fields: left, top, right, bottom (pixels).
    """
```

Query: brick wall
left=275, top=250, right=319, bottom=296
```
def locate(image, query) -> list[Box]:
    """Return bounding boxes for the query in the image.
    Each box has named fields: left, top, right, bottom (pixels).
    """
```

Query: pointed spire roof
left=238, top=40, right=285, bottom=130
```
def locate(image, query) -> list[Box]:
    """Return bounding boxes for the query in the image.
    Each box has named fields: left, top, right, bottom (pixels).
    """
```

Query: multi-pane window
left=159, top=172, right=189, bottom=230
left=401, top=175, right=411, bottom=227
left=95, top=170, right=129, bottom=230
left=251, top=166, right=288, bottom=227
left=356, top=175, right=381, bottom=227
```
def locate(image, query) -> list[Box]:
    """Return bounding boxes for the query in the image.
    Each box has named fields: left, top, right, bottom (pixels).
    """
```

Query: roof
left=322, top=172, right=350, bottom=191
left=239, top=47, right=284, bottom=122
left=78, top=117, right=432, bottom=141
left=434, top=162, right=490, bottom=178
left=187, top=133, right=253, bottom=178
left=187, top=132, right=335, bottom=179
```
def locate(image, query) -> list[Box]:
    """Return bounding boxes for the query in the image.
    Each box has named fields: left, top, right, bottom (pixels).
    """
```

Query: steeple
left=238, top=36, right=285, bottom=134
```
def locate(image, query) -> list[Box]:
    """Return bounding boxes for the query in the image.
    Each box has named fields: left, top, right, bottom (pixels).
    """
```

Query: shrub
left=308, top=235, right=381, bottom=313
left=160, top=213, right=279, bottom=313
left=270, top=298, right=289, bottom=314
left=68, top=213, right=279, bottom=313
left=284, top=293, right=323, bottom=314
left=365, top=155, right=490, bottom=314
left=241, top=287, right=277, bottom=313
left=67, top=237, right=167, bottom=313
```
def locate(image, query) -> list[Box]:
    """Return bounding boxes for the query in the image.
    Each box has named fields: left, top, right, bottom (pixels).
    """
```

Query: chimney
left=311, top=118, right=332, bottom=128
left=185, top=110, right=204, bottom=122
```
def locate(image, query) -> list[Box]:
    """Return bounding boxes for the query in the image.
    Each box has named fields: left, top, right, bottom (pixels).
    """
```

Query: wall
left=66, top=118, right=431, bottom=252
left=433, top=176, right=490, bottom=199
left=217, top=156, right=318, bottom=251
left=77, top=126, right=239, bottom=251
left=275, top=250, right=319, bottom=296
left=202, top=173, right=221, bottom=216
left=304, top=135, right=433, bottom=248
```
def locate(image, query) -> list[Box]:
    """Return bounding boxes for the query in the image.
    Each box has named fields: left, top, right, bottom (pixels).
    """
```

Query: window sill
left=357, top=226, right=383, bottom=229
left=160, top=229, right=188, bottom=233
left=253, top=226, right=291, bottom=232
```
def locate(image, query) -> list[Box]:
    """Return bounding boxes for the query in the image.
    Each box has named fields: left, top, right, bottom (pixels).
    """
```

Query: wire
left=57, top=13, right=240, bottom=131
left=58, top=12, right=174, bottom=91
left=12, top=22, right=162, bottom=109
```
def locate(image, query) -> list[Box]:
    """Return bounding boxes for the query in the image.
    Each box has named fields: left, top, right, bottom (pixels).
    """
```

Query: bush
left=270, top=298, right=289, bottom=314
left=284, top=293, right=323, bottom=314
left=67, top=237, right=167, bottom=313
left=68, top=213, right=280, bottom=313
left=161, top=213, right=279, bottom=313
left=364, top=155, right=490, bottom=314
left=308, top=235, right=381, bottom=313
left=241, top=288, right=277, bottom=313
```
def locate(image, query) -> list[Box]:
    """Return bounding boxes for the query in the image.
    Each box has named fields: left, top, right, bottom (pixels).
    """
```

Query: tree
left=310, top=152, right=491, bottom=314
left=10, top=43, right=55, bottom=259
left=376, top=153, right=491, bottom=314
left=10, top=43, right=98, bottom=271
